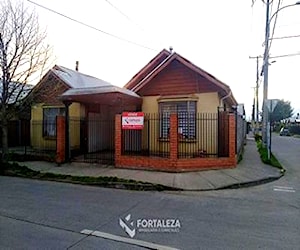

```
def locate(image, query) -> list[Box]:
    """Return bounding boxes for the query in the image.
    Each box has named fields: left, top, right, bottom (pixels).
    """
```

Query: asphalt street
left=0, top=134, right=299, bottom=250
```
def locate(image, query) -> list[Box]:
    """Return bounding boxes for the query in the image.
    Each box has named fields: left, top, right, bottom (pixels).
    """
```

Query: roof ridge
left=124, top=49, right=171, bottom=89
left=54, top=65, right=104, bottom=80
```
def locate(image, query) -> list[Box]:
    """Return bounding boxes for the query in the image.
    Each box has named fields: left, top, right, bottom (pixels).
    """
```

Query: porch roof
left=60, top=85, right=141, bottom=105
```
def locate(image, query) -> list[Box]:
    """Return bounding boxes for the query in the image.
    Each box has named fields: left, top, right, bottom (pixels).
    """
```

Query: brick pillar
left=56, top=116, right=65, bottom=164
left=228, top=113, right=237, bottom=165
left=169, top=114, right=178, bottom=168
left=115, top=114, right=122, bottom=166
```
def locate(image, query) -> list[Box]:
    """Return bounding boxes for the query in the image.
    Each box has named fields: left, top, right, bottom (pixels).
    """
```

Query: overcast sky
left=22, top=0, right=300, bottom=118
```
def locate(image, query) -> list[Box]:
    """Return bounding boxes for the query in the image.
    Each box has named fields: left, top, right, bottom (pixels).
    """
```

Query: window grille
left=159, top=101, right=196, bottom=139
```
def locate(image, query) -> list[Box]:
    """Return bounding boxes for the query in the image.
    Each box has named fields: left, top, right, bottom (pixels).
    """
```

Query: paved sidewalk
left=21, top=135, right=283, bottom=191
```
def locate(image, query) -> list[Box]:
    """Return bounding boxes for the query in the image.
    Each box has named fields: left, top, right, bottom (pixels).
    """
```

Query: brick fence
left=115, top=113, right=236, bottom=172
left=56, top=113, right=237, bottom=171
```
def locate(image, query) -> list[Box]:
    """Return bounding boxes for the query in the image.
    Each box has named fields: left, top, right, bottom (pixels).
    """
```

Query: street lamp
left=262, top=0, right=300, bottom=148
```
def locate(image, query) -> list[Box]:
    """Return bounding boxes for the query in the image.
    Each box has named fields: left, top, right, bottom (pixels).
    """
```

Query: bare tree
left=0, top=0, right=51, bottom=163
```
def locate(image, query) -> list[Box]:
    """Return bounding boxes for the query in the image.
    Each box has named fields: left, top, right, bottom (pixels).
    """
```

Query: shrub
left=254, top=134, right=262, bottom=142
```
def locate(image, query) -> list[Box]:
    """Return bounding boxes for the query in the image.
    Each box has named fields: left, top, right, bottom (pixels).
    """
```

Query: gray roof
left=52, top=65, right=112, bottom=89
left=61, top=85, right=140, bottom=98
left=52, top=65, right=139, bottom=99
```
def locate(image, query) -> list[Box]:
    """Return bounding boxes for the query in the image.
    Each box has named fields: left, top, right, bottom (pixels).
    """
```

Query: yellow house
left=30, top=65, right=141, bottom=162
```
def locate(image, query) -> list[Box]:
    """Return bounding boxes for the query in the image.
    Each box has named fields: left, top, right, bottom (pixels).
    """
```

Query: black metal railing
left=121, top=113, right=227, bottom=159
left=122, top=113, right=170, bottom=158
left=178, top=113, right=218, bottom=158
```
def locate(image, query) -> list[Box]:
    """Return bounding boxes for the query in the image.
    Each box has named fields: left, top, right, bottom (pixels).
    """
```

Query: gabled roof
left=124, top=49, right=237, bottom=105
left=49, top=65, right=141, bottom=103
left=30, top=65, right=140, bottom=105
left=124, top=49, right=171, bottom=90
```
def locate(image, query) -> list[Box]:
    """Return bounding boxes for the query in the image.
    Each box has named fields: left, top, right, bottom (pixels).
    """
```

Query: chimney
left=169, top=46, right=173, bottom=53
left=75, top=61, right=79, bottom=71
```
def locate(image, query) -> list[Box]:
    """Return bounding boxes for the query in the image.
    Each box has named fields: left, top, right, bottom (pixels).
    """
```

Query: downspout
left=219, top=90, right=232, bottom=110
left=131, top=52, right=174, bottom=92
left=218, top=90, right=236, bottom=157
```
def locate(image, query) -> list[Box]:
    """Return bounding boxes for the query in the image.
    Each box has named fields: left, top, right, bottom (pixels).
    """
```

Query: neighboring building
left=30, top=65, right=141, bottom=159
left=0, top=81, right=33, bottom=147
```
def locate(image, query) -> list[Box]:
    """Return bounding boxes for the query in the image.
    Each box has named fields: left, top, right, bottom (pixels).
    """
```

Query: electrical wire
left=270, top=52, right=300, bottom=58
left=104, top=0, right=132, bottom=22
left=104, top=0, right=143, bottom=30
left=27, top=0, right=157, bottom=51
left=268, top=0, right=282, bottom=53
left=271, top=34, right=300, bottom=40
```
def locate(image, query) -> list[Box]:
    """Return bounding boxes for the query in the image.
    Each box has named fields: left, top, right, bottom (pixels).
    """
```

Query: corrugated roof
left=52, top=65, right=112, bottom=89
left=61, top=85, right=140, bottom=98
left=50, top=65, right=140, bottom=100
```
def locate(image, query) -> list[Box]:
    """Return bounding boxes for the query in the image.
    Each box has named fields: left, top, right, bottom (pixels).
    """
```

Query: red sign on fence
left=122, top=112, right=144, bottom=129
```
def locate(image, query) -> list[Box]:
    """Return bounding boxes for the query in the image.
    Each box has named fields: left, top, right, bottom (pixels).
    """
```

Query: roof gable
left=124, top=50, right=237, bottom=105
left=124, top=49, right=171, bottom=90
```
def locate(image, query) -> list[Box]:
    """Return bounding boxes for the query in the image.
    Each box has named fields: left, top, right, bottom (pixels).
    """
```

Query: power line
left=104, top=0, right=143, bottom=30
left=270, top=34, right=300, bottom=40
left=27, top=0, right=157, bottom=51
left=268, top=0, right=282, bottom=53
left=270, top=52, right=300, bottom=58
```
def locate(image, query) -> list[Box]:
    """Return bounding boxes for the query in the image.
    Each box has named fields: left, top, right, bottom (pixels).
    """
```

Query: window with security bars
left=159, top=101, right=196, bottom=139
left=43, top=107, right=65, bottom=137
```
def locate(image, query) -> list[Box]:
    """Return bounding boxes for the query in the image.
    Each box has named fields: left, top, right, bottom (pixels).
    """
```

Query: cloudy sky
left=22, top=0, right=300, bottom=118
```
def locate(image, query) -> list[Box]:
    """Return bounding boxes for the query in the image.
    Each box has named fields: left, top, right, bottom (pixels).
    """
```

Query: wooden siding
left=125, top=50, right=170, bottom=90
left=138, top=59, right=220, bottom=96
left=32, top=73, right=69, bottom=105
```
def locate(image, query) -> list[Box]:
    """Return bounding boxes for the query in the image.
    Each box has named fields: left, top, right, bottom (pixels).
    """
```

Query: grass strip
left=255, top=136, right=285, bottom=173
left=1, top=162, right=179, bottom=191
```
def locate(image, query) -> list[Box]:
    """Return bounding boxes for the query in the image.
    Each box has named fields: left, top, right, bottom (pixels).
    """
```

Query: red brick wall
left=115, top=113, right=237, bottom=172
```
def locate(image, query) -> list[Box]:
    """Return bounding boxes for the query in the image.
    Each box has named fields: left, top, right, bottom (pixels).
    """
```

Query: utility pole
left=252, top=87, right=256, bottom=131
left=249, top=56, right=261, bottom=134
left=255, top=56, right=259, bottom=134
left=262, top=0, right=270, bottom=146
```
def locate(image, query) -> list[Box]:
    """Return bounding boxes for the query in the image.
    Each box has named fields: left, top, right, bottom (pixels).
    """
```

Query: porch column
left=63, top=101, right=72, bottom=162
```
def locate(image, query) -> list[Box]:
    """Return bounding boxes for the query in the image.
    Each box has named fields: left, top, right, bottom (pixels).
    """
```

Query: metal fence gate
left=71, top=115, right=115, bottom=164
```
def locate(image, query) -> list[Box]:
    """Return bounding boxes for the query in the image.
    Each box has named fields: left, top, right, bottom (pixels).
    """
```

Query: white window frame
left=43, top=107, right=65, bottom=138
